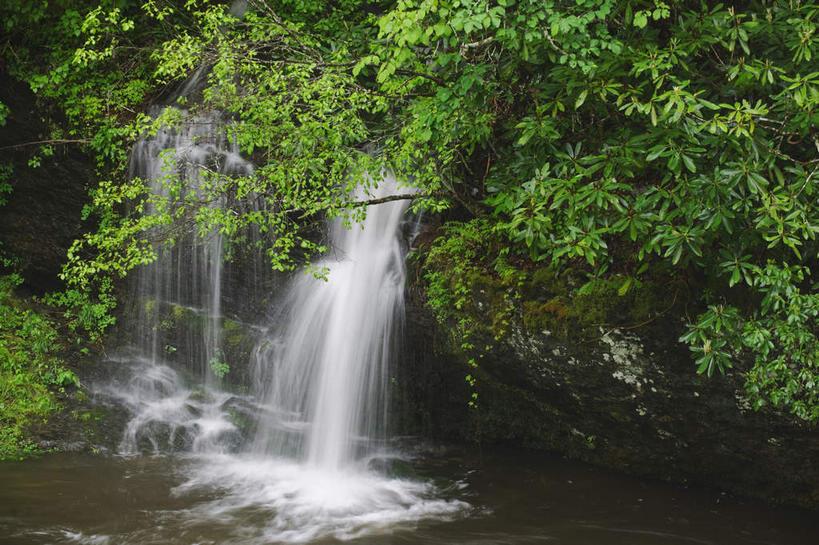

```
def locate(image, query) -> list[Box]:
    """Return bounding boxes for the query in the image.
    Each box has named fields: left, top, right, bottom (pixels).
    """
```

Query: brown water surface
left=0, top=448, right=815, bottom=545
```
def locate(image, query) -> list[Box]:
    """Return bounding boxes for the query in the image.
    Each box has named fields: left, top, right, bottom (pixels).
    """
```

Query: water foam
left=170, top=455, right=469, bottom=543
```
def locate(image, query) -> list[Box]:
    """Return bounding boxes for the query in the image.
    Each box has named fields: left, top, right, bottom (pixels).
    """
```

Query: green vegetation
left=1, top=1, right=818, bottom=421
left=0, top=275, right=79, bottom=460
left=209, top=348, right=230, bottom=378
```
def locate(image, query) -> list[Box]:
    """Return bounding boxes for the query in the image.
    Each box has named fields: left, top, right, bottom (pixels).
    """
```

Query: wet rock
left=367, top=456, right=417, bottom=478
left=400, top=289, right=819, bottom=510
left=26, top=385, right=126, bottom=456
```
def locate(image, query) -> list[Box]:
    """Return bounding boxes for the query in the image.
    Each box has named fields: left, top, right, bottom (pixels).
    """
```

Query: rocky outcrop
left=400, top=290, right=819, bottom=509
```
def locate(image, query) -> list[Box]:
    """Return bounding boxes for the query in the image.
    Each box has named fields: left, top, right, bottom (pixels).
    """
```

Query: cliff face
left=399, top=286, right=819, bottom=509
left=0, top=73, right=92, bottom=292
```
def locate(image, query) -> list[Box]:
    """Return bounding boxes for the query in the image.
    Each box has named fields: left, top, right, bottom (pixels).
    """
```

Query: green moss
left=222, top=318, right=245, bottom=348
left=228, top=407, right=256, bottom=436
left=571, top=281, right=620, bottom=331
left=153, top=304, right=201, bottom=333
left=626, top=280, right=667, bottom=323
left=420, top=220, right=675, bottom=347
left=170, top=304, right=198, bottom=324
left=520, top=269, right=674, bottom=341
left=72, top=409, right=104, bottom=422
left=522, top=297, right=571, bottom=336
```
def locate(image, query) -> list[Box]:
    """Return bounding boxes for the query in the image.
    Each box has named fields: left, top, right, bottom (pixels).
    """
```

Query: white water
left=95, top=82, right=468, bottom=540
left=252, top=174, right=408, bottom=471
left=100, top=105, right=256, bottom=456
left=170, top=454, right=466, bottom=544
left=127, top=107, right=253, bottom=385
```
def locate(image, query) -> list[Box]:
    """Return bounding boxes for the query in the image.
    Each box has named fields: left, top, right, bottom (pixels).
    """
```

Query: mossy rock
left=454, top=262, right=676, bottom=345
left=222, top=318, right=245, bottom=348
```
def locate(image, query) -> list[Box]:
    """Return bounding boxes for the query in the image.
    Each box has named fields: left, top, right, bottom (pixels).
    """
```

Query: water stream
left=250, top=175, right=408, bottom=470
left=96, top=105, right=257, bottom=457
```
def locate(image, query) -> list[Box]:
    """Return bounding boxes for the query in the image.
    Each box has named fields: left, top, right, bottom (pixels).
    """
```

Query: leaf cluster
left=373, top=0, right=819, bottom=420
left=0, top=274, right=79, bottom=460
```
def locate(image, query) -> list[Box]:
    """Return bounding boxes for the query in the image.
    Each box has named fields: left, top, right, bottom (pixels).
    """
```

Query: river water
left=1, top=446, right=815, bottom=545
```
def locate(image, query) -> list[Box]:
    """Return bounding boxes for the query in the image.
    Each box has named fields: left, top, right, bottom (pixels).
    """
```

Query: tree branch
left=343, top=192, right=440, bottom=207
left=248, top=0, right=319, bottom=59
left=282, top=191, right=448, bottom=215
left=460, top=36, right=495, bottom=53
left=0, top=139, right=91, bottom=151
left=395, top=69, right=445, bottom=86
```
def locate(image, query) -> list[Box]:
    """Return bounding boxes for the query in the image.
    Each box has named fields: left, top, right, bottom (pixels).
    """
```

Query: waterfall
left=128, top=109, right=253, bottom=383
left=252, top=174, right=409, bottom=471
left=95, top=74, right=467, bottom=541
left=166, top=176, right=467, bottom=542
left=98, top=103, right=260, bottom=455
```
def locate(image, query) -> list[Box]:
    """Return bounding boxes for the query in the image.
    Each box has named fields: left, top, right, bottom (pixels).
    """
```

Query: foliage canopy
left=1, top=0, right=818, bottom=420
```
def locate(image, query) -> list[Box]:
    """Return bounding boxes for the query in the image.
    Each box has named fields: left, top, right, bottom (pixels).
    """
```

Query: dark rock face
left=110, top=297, right=265, bottom=389
left=400, top=293, right=819, bottom=509
left=0, top=72, right=93, bottom=292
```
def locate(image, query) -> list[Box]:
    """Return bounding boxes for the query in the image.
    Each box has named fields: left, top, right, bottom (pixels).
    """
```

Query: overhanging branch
left=343, top=192, right=441, bottom=207
left=0, top=139, right=92, bottom=151
left=282, top=191, right=448, bottom=215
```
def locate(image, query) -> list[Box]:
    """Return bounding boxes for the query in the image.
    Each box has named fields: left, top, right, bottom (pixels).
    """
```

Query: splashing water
left=170, top=454, right=466, bottom=544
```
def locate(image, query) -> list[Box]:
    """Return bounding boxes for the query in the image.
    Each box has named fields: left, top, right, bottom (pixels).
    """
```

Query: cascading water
left=128, top=108, right=252, bottom=382
left=251, top=174, right=407, bottom=471
left=95, top=72, right=467, bottom=542
left=168, top=177, right=467, bottom=542
left=97, top=100, right=260, bottom=455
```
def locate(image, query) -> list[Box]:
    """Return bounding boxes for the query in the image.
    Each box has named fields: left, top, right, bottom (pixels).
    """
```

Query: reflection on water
left=0, top=447, right=815, bottom=545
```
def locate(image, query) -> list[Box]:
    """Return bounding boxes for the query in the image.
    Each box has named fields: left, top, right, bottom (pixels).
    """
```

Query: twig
left=543, top=29, right=567, bottom=56
left=462, top=36, right=495, bottom=50
left=395, top=69, right=445, bottom=86
left=460, top=36, right=495, bottom=56
left=0, top=139, right=91, bottom=151
left=249, top=0, right=319, bottom=60
left=482, top=153, right=491, bottom=189
left=282, top=191, right=447, bottom=214
left=343, top=192, right=442, bottom=207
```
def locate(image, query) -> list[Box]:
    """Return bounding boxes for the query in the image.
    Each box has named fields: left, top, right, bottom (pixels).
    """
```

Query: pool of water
left=0, top=446, right=815, bottom=545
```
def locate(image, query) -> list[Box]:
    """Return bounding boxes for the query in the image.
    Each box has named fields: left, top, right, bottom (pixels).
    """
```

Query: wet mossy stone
left=403, top=261, right=819, bottom=510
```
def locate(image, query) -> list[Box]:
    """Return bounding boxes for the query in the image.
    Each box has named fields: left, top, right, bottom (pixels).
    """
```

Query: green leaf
left=575, top=90, right=588, bottom=109
left=681, top=154, right=696, bottom=173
